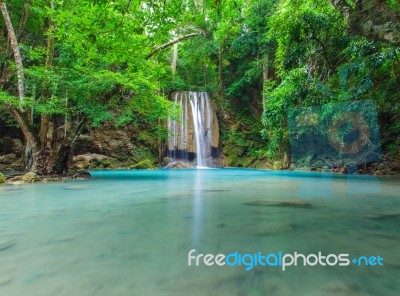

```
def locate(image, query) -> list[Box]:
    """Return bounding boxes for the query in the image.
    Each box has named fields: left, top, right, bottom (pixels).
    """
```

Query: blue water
left=0, top=169, right=399, bottom=295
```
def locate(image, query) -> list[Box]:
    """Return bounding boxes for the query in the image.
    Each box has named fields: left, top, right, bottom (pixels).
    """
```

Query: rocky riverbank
left=0, top=171, right=91, bottom=185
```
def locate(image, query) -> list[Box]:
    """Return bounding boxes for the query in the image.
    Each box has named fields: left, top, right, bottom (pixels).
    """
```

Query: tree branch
left=146, top=32, right=204, bottom=59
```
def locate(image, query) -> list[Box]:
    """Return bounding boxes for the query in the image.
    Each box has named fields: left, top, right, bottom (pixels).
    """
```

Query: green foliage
left=1, top=0, right=399, bottom=169
left=0, top=173, right=5, bottom=184
left=130, top=159, right=156, bottom=169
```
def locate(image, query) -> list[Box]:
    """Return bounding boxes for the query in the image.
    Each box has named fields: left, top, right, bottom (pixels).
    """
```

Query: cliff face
left=0, top=121, right=159, bottom=171
left=71, top=124, right=158, bottom=169
left=330, top=0, right=400, bottom=45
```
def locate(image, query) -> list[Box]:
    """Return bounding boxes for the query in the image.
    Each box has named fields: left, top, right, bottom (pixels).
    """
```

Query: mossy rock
left=0, top=173, right=5, bottom=184
left=21, top=172, right=39, bottom=183
left=273, top=160, right=283, bottom=170
left=130, top=159, right=155, bottom=170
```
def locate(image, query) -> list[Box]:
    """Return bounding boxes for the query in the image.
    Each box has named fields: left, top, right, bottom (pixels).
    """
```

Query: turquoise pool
left=0, top=169, right=399, bottom=295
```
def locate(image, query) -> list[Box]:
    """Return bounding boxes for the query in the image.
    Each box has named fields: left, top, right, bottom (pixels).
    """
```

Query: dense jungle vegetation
left=0, top=0, right=399, bottom=174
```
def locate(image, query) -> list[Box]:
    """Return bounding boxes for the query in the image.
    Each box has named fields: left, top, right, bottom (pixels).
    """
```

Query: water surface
left=0, top=169, right=399, bottom=295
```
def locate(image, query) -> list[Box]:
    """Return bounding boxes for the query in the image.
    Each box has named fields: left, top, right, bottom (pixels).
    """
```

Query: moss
left=21, top=172, right=39, bottom=183
left=130, top=159, right=155, bottom=169
left=90, top=158, right=113, bottom=169
left=0, top=173, right=5, bottom=184
left=273, top=160, right=283, bottom=170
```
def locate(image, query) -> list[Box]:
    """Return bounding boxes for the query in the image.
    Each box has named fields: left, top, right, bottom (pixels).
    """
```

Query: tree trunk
left=283, top=148, right=291, bottom=169
left=1, top=0, right=40, bottom=171
left=17, top=0, right=32, bottom=40
left=0, top=0, right=25, bottom=101
left=218, top=45, right=224, bottom=94
left=262, top=53, right=269, bottom=112
left=171, top=42, right=178, bottom=74
left=35, top=0, right=56, bottom=175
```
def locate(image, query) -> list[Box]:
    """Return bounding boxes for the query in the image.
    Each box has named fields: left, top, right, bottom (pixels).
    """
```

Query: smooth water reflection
left=0, top=169, right=399, bottom=296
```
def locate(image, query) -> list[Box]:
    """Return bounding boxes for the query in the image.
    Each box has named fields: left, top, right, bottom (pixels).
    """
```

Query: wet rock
left=70, top=170, right=91, bottom=179
left=363, top=212, right=400, bottom=220
left=251, top=223, right=296, bottom=236
left=244, top=200, right=312, bottom=208
left=42, top=177, right=63, bottom=182
left=165, top=162, right=192, bottom=169
left=0, top=276, right=12, bottom=286
left=0, top=239, right=15, bottom=251
left=321, top=282, right=359, bottom=296
left=64, top=185, right=90, bottom=190
left=162, top=157, right=172, bottom=166
left=22, top=172, right=39, bottom=183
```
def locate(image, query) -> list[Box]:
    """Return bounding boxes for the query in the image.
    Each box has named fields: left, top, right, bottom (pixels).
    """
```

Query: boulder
left=0, top=153, right=18, bottom=164
left=273, top=160, right=283, bottom=170
left=21, top=172, right=39, bottom=183
left=72, top=153, right=114, bottom=169
left=389, top=161, right=400, bottom=172
left=165, top=162, right=192, bottom=169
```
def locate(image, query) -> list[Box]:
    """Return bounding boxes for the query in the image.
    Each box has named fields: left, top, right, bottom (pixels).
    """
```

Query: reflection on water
left=0, top=169, right=399, bottom=296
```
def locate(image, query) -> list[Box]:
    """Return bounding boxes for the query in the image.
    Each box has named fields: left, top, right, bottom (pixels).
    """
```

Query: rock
left=165, top=162, right=192, bottom=169
left=363, top=212, right=400, bottom=220
left=251, top=223, right=296, bottom=236
left=389, top=161, right=400, bottom=172
left=273, top=160, right=283, bottom=170
left=333, top=166, right=347, bottom=174
left=321, top=281, right=359, bottom=296
left=0, top=239, right=15, bottom=251
left=244, top=200, right=312, bottom=208
left=0, top=153, right=18, bottom=164
left=72, top=153, right=114, bottom=169
left=213, top=153, right=228, bottom=168
left=162, top=157, right=172, bottom=167
left=21, top=172, right=39, bottom=183
left=0, top=173, right=5, bottom=184
left=0, top=276, right=12, bottom=286
left=0, top=137, right=23, bottom=156
left=130, top=159, right=155, bottom=169
left=70, top=170, right=91, bottom=179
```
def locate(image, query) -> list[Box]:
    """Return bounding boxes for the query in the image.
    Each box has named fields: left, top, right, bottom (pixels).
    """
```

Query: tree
left=0, top=0, right=174, bottom=174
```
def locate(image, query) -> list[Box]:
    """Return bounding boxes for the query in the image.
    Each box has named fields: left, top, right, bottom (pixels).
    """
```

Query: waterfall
left=167, top=91, right=218, bottom=167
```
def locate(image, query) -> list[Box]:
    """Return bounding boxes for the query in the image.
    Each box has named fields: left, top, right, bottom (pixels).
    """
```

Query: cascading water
left=167, top=91, right=219, bottom=168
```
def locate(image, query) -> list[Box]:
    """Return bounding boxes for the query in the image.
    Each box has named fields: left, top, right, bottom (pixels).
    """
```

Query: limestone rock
left=72, top=153, right=114, bottom=169
left=0, top=137, right=23, bottom=156
left=165, top=162, right=192, bottom=169
left=273, top=160, right=283, bottom=170
left=0, top=153, right=18, bottom=164
left=21, top=172, right=39, bottom=183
